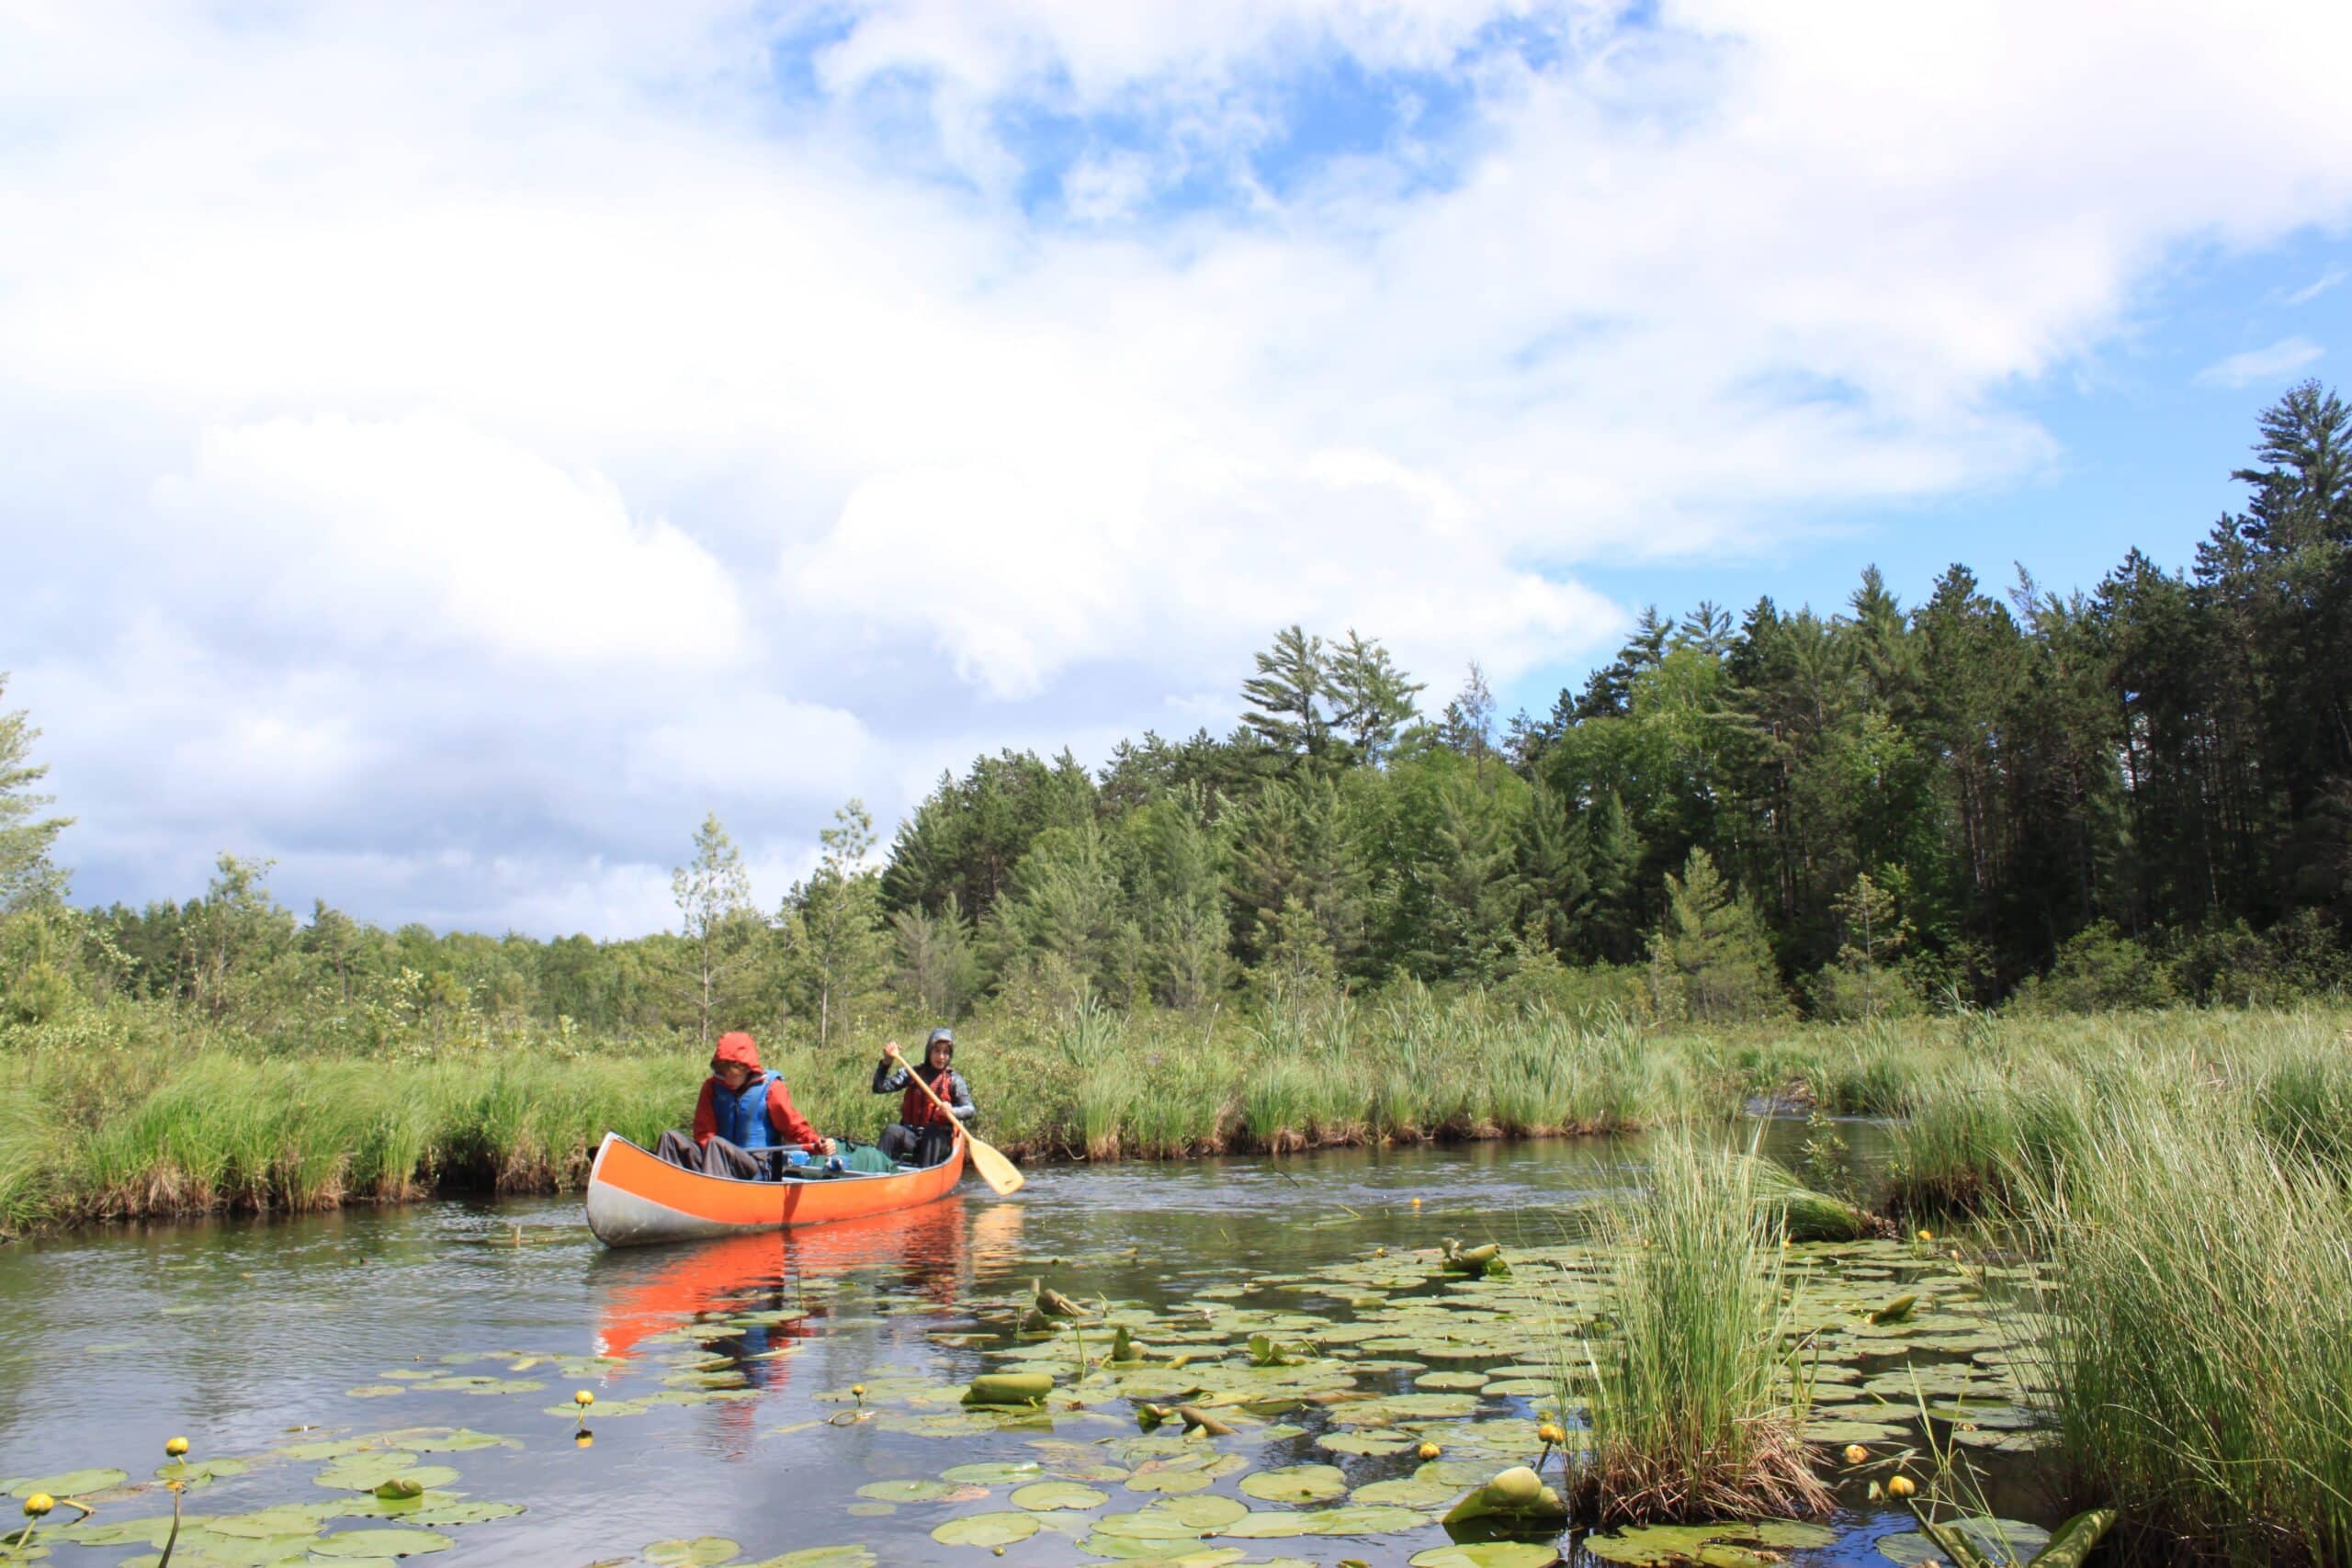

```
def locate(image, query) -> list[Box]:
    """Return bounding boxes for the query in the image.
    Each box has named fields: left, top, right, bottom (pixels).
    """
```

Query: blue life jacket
left=711, top=1069, right=784, bottom=1151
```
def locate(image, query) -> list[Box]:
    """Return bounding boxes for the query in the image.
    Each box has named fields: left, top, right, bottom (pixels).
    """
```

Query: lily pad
left=1583, top=1521, right=1838, bottom=1565
left=940, top=1462, right=1046, bottom=1485
left=310, top=1529, right=456, bottom=1559
left=1409, top=1547, right=1562, bottom=1568
left=1351, top=1473, right=1458, bottom=1508
left=1216, top=1505, right=1428, bottom=1539
left=404, top=1501, right=526, bottom=1527
left=745, top=1551, right=878, bottom=1568
left=312, top=1456, right=459, bottom=1494
left=155, top=1458, right=250, bottom=1484
left=931, top=1512, right=1043, bottom=1548
left=5, top=1467, right=129, bottom=1497
left=644, top=1539, right=742, bottom=1566
left=1238, top=1465, right=1350, bottom=1505
left=1877, top=1517, right=2051, bottom=1567
left=854, top=1479, right=970, bottom=1504
left=1010, top=1482, right=1109, bottom=1511
left=379, top=1429, right=518, bottom=1453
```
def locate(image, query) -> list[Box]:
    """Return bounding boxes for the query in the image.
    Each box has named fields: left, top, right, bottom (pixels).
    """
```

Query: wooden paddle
left=888, top=1043, right=1023, bottom=1196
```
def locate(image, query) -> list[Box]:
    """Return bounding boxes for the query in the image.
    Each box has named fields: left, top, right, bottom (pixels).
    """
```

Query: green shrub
left=2006, top=923, right=2173, bottom=1014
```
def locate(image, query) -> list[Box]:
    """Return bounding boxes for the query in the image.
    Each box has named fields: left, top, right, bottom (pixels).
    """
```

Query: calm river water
left=0, top=1122, right=2036, bottom=1568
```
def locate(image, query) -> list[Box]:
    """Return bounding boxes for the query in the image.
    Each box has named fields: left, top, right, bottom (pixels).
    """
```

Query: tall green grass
left=2017, top=1100, right=2352, bottom=1564
left=7, top=996, right=2352, bottom=1238
left=1566, top=1130, right=1829, bottom=1524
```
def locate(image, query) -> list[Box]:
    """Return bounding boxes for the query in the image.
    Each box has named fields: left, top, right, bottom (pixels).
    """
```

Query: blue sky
left=1544, top=230, right=2352, bottom=716
left=2, top=1, right=2349, bottom=935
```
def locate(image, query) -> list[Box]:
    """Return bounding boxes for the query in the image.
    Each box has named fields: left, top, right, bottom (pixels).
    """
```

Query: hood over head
left=712, top=1032, right=763, bottom=1073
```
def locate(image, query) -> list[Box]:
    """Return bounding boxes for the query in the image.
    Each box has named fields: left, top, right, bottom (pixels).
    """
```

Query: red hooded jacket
left=691, top=1032, right=821, bottom=1150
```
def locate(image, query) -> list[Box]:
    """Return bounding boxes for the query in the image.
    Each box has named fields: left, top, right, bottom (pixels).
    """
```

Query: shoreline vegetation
left=13, top=1006, right=2352, bottom=1561
left=4, top=996, right=2346, bottom=1240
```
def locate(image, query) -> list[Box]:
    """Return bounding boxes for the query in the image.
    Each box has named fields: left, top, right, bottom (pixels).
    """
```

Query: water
left=0, top=1122, right=2023, bottom=1567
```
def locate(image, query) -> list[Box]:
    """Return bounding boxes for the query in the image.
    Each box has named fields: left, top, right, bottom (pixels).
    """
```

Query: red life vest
left=901, top=1065, right=955, bottom=1128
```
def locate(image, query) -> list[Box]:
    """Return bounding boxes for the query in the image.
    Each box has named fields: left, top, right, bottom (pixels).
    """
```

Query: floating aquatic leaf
left=376, top=1429, right=518, bottom=1453
left=403, top=1501, right=525, bottom=1527
left=1408, top=1546, right=1562, bottom=1568
left=309, top=1528, right=456, bottom=1558
left=5, top=1467, right=129, bottom=1497
left=1440, top=1467, right=1566, bottom=1527
left=743, top=1549, right=877, bottom=1568
left=854, top=1480, right=971, bottom=1504
left=1238, top=1465, right=1349, bottom=1505
left=312, top=1456, right=458, bottom=1493
left=1414, top=1372, right=1488, bottom=1391
left=209, top=1506, right=339, bottom=1539
left=1214, top=1504, right=1428, bottom=1539
left=643, top=1538, right=742, bottom=1566
left=155, top=1457, right=251, bottom=1484
left=1876, top=1517, right=2050, bottom=1567
left=1010, top=1482, right=1108, bottom=1511
left=1802, top=1418, right=1914, bottom=1445
left=275, top=1438, right=382, bottom=1462
left=345, top=1386, right=409, bottom=1398
left=1582, top=1521, right=1837, bottom=1565
left=1351, top=1473, right=1457, bottom=1508
left=930, top=1512, right=1042, bottom=1548
left=940, top=1461, right=1044, bottom=1485
left=1317, top=1431, right=1418, bottom=1457
left=56, top=1512, right=182, bottom=1547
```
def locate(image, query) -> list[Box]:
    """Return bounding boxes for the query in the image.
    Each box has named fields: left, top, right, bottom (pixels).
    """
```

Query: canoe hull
left=585, top=1132, right=967, bottom=1247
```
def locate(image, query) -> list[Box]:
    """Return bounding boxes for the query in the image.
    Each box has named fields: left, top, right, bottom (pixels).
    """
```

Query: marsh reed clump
left=2016, top=1100, right=2352, bottom=1565
left=1564, top=1130, right=1831, bottom=1525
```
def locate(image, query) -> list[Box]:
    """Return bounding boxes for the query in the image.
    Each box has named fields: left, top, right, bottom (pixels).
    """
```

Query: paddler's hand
left=884, top=1041, right=902, bottom=1061
left=819, top=1138, right=838, bottom=1156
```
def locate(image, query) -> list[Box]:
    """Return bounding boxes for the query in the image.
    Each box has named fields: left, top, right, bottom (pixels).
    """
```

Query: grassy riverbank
left=3, top=993, right=2347, bottom=1240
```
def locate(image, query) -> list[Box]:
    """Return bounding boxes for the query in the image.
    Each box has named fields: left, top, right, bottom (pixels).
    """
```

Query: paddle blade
left=965, top=1133, right=1024, bottom=1196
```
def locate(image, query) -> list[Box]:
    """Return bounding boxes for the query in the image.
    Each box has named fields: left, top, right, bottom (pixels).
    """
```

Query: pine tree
left=1824, top=869, right=1913, bottom=1019
left=1136, top=790, right=1232, bottom=1009
left=671, top=812, right=762, bottom=1050
left=0, top=673, right=71, bottom=910
left=778, top=800, right=893, bottom=1048
left=890, top=891, right=980, bottom=1021
left=1647, top=847, right=1786, bottom=1022
left=1441, top=661, right=1499, bottom=786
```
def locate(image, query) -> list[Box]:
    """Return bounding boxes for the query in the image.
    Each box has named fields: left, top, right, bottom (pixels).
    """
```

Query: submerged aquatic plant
left=1561, top=1130, right=1830, bottom=1525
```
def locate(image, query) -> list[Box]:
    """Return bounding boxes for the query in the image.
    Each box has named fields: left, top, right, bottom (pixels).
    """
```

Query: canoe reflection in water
left=591, top=1201, right=1028, bottom=1446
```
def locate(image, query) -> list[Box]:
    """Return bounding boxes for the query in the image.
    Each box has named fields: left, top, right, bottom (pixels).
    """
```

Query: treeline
left=4, top=384, right=2350, bottom=1043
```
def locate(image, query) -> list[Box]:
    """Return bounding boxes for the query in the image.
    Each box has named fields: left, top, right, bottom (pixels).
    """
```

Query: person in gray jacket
left=872, top=1026, right=977, bottom=1167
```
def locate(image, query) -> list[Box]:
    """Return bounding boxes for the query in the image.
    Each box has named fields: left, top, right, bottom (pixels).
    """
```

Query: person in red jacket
left=655, top=1031, right=836, bottom=1179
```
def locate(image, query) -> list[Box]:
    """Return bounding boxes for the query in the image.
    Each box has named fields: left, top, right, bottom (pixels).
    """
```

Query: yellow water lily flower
left=573, top=1390, right=594, bottom=1407
left=23, top=1494, right=54, bottom=1517
left=165, top=1437, right=190, bottom=1457
left=1888, top=1474, right=1917, bottom=1497
left=1843, top=1444, right=1868, bottom=1465
left=1418, top=1442, right=1442, bottom=1461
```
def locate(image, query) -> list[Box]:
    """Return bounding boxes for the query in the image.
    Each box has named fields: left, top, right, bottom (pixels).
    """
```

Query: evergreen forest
left=6, top=383, right=2352, bottom=1045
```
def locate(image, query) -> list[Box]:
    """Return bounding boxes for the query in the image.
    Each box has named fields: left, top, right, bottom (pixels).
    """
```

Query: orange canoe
left=584, top=1131, right=967, bottom=1247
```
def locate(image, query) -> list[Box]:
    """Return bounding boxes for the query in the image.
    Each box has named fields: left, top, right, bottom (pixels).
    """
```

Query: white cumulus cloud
left=2195, top=336, right=2324, bottom=389
left=3, top=0, right=2352, bottom=931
